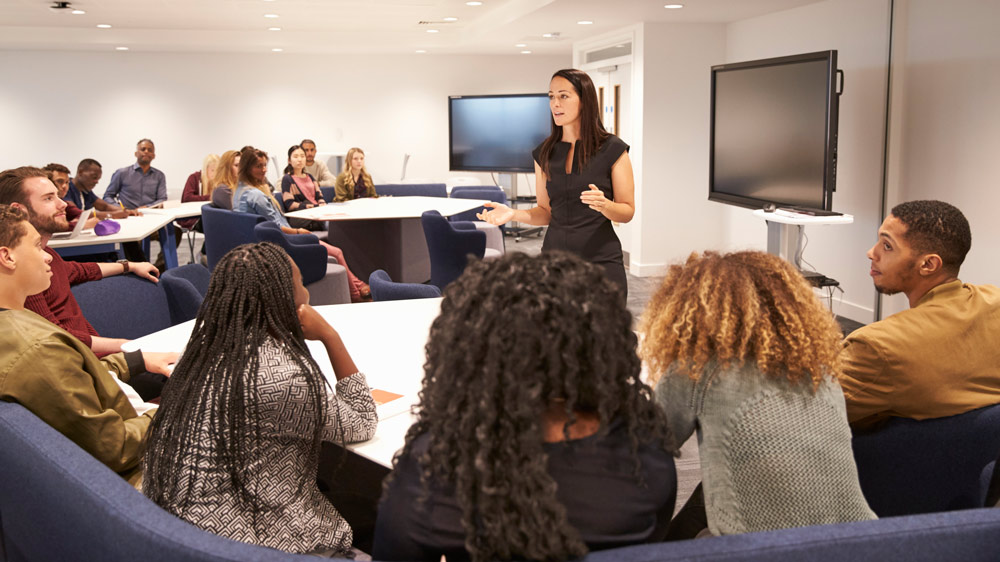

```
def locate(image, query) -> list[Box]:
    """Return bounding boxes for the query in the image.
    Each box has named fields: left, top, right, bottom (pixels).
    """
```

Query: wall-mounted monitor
left=709, top=50, right=842, bottom=212
left=449, top=94, right=551, bottom=173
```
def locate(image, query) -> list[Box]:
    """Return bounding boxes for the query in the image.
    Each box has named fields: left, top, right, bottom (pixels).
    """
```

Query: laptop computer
left=51, top=208, right=94, bottom=239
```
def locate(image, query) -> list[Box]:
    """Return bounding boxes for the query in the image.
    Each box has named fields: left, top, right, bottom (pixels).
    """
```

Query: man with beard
left=840, top=200, right=1000, bottom=430
left=0, top=166, right=168, bottom=400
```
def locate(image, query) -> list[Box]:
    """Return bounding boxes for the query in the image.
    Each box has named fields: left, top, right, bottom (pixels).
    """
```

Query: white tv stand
left=752, top=209, right=854, bottom=269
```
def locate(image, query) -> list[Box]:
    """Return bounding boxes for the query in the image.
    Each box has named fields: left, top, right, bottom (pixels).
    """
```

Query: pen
left=114, top=196, right=125, bottom=211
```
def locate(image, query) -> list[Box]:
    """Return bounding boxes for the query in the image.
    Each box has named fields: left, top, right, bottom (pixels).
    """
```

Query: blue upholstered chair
left=421, top=210, right=493, bottom=290
left=71, top=275, right=172, bottom=339
left=200, top=204, right=265, bottom=271
left=160, top=264, right=210, bottom=324
left=320, top=186, right=336, bottom=203
left=852, top=402, right=1000, bottom=516
left=375, top=183, right=447, bottom=198
left=368, top=269, right=442, bottom=302
left=253, top=222, right=351, bottom=305
left=0, top=401, right=321, bottom=562
left=449, top=185, right=508, bottom=221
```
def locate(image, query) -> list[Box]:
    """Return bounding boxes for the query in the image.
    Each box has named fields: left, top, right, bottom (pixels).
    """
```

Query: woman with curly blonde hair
left=640, top=250, right=874, bottom=538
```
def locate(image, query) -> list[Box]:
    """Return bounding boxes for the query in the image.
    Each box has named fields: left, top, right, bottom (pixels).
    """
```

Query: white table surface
left=46, top=213, right=175, bottom=249
left=123, top=297, right=442, bottom=467
left=286, top=196, right=487, bottom=222
left=140, top=200, right=207, bottom=220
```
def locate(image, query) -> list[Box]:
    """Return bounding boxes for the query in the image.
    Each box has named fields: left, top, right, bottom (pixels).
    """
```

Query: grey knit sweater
left=655, top=364, right=875, bottom=535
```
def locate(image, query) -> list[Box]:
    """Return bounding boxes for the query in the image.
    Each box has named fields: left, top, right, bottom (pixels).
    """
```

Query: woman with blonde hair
left=333, top=147, right=376, bottom=202
left=640, top=250, right=874, bottom=538
left=209, top=150, right=240, bottom=210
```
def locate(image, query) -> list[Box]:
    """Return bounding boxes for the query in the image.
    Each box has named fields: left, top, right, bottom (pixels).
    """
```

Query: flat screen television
left=449, top=94, right=551, bottom=173
left=709, top=50, right=842, bottom=212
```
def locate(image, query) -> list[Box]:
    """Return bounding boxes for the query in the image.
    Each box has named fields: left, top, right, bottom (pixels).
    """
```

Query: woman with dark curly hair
left=640, top=250, right=875, bottom=538
left=374, top=251, right=677, bottom=562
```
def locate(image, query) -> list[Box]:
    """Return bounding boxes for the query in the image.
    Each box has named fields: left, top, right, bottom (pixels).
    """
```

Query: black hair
left=391, top=251, right=675, bottom=562
left=891, top=200, right=971, bottom=273
left=143, top=242, right=333, bottom=516
left=283, top=144, right=304, bottom=175
left=77, top=158, right=102, bottom=171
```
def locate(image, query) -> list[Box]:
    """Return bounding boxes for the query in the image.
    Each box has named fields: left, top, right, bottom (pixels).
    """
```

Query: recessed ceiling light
left=264, top=14, right=279, bottom=18
left=271, top=48, right=283, bottom=52
left=542, top=33, right=553, bottom=38
left=71, top=9, right=85, bottom=15
left=115, top=46, right=129, bottom=51
left=426, top=29, right=439, bottom=33
left=664, top=4, right=684, bottom=8
left=268, top=27, right=281, bottom=31
left=466, top=1, right=483, bottom=5
left=514, top=43, right=526, bottom=47
left=96, top=24, right=112, bottom=29
left=577, top=20, right=593, bottom=25
left=521, top=50, right=532, bottom=54
left=415, top=49, right=427, bottom=53
left=443, top=16, right=458, bottom=22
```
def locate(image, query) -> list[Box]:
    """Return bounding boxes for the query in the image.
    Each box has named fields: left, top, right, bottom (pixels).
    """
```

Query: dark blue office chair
left=253, top=222, right=350, bottom=305
left=449, top=186, right=508, bottom=224
left=852, top=402, right=1000, bottom=516
left=200, top=204, right=265, bottom=271
left=375, top=183, right=447, bottom=198
left=320, top=186, right=337, bottom=203
left=71, top=275, right=172, bottom=339
left=368, top=269, right=442, bottom=302
left=160, top=264, right=210, bottom=324
left=421, top=210, right=486, bottom=290
left=0, top=401, right=324, bottom=562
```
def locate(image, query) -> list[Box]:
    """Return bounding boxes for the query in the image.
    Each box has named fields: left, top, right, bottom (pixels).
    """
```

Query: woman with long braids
left=640, top=251, right=874, bottom=538
left=374, top=251, right=677, bottom=562
left=478, top=69, right=635, bottom=298
left=143, top=242, right=377, bottom=556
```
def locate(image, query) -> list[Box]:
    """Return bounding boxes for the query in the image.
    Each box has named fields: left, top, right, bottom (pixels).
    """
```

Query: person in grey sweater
left=640, top=250, right=875, bottom=538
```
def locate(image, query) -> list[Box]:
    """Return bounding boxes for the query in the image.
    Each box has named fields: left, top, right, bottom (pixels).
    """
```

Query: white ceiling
left=0, top=0, right=822, bottom=55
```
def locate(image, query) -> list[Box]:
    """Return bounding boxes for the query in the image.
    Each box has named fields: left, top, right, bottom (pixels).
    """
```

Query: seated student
left=281, top=144, right=327, bottom=211
left=0, top=166, right=170, bottom=401
left=301, top=138, right=336, bottom=187
left=44, top=163, right=84, bottom=224
left=180, top=153, right=219, bottom=227
left=234, top=148, right=370, bottom=302
left=640, top=250, right=875, bottom=538
left=333, top=147, right=377, bottom=202
left=375, top=252, right=677, bottom=562
left=143, top=242, right=377, bottom=557
left=0, top=204, right=176, bottom=488
left=209, top=149, right=240, bottom=210
left=840, top=200, right=1000, bottom=430
left=64, top=158, right=132, bottom=219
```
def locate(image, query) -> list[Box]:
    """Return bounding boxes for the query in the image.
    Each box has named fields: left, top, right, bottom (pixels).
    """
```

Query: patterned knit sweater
left=655, top=364, right=875, bottom=535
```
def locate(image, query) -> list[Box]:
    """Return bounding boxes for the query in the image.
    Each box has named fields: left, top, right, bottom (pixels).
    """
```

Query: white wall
left=0, top=51, right=569, bottom=198
left=721, top=0, right=892, bottom=323
left=631, top=22, right=728, bottom=275
left=882, top=0, right=1000, bottom=316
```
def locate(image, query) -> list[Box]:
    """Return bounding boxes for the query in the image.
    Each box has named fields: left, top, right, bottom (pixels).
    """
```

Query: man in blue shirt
left=103, top=139, right=179, bottom=267
left=64, top=159, right=131, bottom=219
left=103, top=139, right=167, bottom=209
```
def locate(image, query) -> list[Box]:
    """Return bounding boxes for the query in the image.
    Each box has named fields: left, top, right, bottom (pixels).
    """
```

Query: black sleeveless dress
left=532, top=136, right=629, bottom=297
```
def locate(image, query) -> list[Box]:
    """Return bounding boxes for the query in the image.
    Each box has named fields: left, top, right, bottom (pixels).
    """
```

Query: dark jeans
left=122, top=225, right=182, bottom=266
left=664, top=483, right=709, bottom=541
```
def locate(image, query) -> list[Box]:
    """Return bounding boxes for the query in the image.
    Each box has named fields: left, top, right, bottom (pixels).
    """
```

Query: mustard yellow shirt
left=840, top=280, right=1000, bottom=429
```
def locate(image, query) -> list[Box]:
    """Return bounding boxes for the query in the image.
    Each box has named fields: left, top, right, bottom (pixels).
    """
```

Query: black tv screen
left=709, top=50, right=840, bottom=212
left=449, top=94, right=551, bottom=173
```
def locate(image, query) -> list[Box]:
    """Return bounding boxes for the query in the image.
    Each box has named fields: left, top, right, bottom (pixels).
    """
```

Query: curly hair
left=143, top=242, right=332, bottom=516
left=640, top=250, right=842, bottom=389
left=891, top=200, right=971, bottom=274
left=393, top=251, right=673, bottom=562
left=0, top=204, right=29, bottom=249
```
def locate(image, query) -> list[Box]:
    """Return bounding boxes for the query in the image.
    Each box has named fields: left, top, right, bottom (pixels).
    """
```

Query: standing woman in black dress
left=478, top=68, right=635, bottom=296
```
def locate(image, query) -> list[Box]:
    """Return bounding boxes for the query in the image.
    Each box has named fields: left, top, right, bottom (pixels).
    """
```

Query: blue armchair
left=253, top=222, right=350, bottom=305
left=421, top=210, right=486, bottom=290
left=852, top=402, right=1000, bottom=516
left=160, top=264, right=211, bottom=324
left=369, top=269, right=442, bottom=302
left=200, top=204, right=265, bottom=271
left=71, top=275, right=172, bottom=339
left=449, top=185, right=508, bottom=223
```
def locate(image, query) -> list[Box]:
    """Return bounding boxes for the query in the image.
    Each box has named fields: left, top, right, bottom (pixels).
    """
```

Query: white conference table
left=287, top=196, right=487, bottom=284
left=123, top=297, right=441, bottom=468
left=48, top=201, right=207, bottom=270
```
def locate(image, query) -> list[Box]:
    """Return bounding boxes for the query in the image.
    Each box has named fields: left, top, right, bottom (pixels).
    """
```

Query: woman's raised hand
left=477, top=202, right=516, bottom=225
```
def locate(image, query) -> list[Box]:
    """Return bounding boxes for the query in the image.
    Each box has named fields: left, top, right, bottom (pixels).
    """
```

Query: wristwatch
left=118, top=259, right=130, bottom=274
